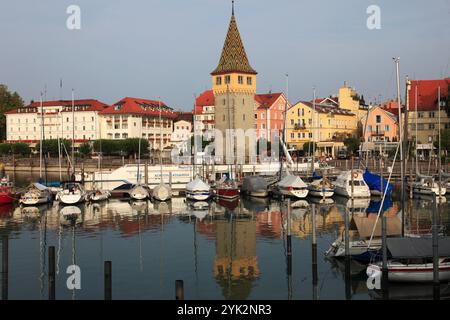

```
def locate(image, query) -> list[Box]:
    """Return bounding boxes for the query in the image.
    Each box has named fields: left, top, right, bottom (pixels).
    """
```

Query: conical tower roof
left=211, top=12, right=257, bottom=76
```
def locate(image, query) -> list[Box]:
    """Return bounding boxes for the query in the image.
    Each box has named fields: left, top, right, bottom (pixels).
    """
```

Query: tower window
left=216, top=77, right=222, bottom=85
left=238, top=76, right=243, bottom=84
left=243, top=114, right=246, bottom=121
left=247, top=77, right=252, bottom=85
left=224, top=75, right=231, bottom=84
left=223, top=115, right=226, bottom=122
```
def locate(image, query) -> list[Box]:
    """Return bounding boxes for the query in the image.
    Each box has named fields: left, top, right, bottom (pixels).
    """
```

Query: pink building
left=364, top=105, right=399, bottom=142
left=255, top=93, right=290, bottom=141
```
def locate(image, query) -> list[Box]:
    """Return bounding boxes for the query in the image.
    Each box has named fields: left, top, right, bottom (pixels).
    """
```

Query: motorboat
left=411, top=174, right=446, bottom=197
left=333, top=170, right=371, bottom=198
left=215, top=176, right=240, bottom=201
left=89, top=189, right=111, bottom=202
left=20, top=183, right=52, bottom=206
left=367, top=237, right=450, bottom=282
left=186, top=176, right=211, bottom=201
left=0, top=175, right=14, bottom=204
left=241, top=176, right=268, bottom=198
left=56, top=182, right=87, bottom=205
left=276, top=174, right=309, bottom=199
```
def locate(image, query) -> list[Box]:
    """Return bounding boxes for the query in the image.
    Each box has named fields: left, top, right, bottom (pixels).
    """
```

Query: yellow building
left=286, top=101, right=356, bottom=156
left=339, top=82, right=368, bottom=126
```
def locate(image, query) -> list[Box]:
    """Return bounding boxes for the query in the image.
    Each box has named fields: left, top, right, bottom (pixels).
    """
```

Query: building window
left=297, top=133, right=301, bottom=138
left=376, top=115, right=382, bottom=123
left=429, top=112, right=435, bottom=118
left=291, top=119, right=294, bottom=125
left=224, top=75, right=231, bottom=84
left=385, top=125, right=390, bottom=132
left=418, top=112, right=424, bottom=118
left=262, top=124, right=265, bottom=129
left=261, top=113, right=265, bottom=120
left=254, top=114, right=257, bottom=119
left=290, top=133, right=294, bottom=139
left=309, top=133, right=313, bottom=138
left=429, top=123, right=435, bottom=130
left=238, top=76, right=243, bottom=84
left=216, top=77, right=222, bottom=85
left=115, top=133, right=120, bottom=139
left=368, top=125, right=372, bottom=132
left=418, top=124, right=424, bottom=130
left=247, top=77, right=252, bottom=85
left=66, top=117, right=69, bottom=122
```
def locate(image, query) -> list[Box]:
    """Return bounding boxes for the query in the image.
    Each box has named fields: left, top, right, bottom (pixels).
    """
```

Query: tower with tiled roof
left=211, top=2, right=257, bottom=163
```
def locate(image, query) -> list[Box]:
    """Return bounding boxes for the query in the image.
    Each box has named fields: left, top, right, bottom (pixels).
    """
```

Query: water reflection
left=0, top=195, right=450, bottom=299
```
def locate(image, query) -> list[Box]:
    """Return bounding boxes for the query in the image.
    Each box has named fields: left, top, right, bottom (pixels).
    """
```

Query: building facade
left=99, top=97, right=177, bottom=150
left=255, top=93, right=290, bottom=141
left=5, top=99, right=109, bottom=148
left=171, top=112, right=193, bottom=148
left=194, top=90, right=215, bottom=132
left=364, top=105, right=399, bottom=142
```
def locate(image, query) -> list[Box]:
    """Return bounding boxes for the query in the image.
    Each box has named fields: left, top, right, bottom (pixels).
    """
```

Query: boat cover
left=352, top=215, right=402, bottom=238
left=242, top=176, right=268, bottom=192
left=277, top=175, right=307, bottom=189
left=363, top=169, right=393, bottom=196
left=386, top=237, right=450, bottom=259
left=366, top=199, right=393, bottom=214
left=186, top=177, right=210, bottom=192
left=30, top=183, right=49, bottom=191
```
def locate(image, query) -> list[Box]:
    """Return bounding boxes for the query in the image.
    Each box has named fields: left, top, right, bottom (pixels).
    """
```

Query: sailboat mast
left=312, top=87, right=316, bottom=175
left=226, top=85, right=232, bottom=179
left=279, top=74, right=289, bottom=179
left=71, top=89, right=75, bottom=176
left=438, top=86, right=442, bottom=196
left=159, top=99, right=163, bottom=184
left=39, top=93, right=43, bottom=180
left=57, top=109, right=62, bottom=182
left=415, top=84, right=419, bottom=175
left=137, top=114, right=142, bottom=185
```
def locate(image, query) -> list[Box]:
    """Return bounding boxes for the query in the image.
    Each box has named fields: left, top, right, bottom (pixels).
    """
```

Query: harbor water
left=1, top=172, right=450, bottom=300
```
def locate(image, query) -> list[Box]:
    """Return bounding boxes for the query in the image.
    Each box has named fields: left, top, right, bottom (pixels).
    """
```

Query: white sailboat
left=186, top=176, right=211, bottom=201
left=333, top=169, right=371, bottom=198
left=56, top=182, right=87, bottom=205
left=20, top=183, right=52, bottom=206
left=152, top=99, right=172, bottom=202
left=130, top=116, right=149, bottom=201
left=276, top=174, right=309, bottom=198
left=89, top=140, right=111, bottom=202
left=308, top=174, right=335, bottom=198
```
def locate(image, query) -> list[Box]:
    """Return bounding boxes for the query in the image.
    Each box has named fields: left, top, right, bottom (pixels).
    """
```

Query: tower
left=211, top=2, right=257, bottom=163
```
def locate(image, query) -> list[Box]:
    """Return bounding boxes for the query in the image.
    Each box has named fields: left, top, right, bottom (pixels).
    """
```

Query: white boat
left=186, top=176, right=211, bottom=201
left=411, top=174, right=446, bottom=197
left=56, top=183, right=87, bottom=205
left=130, top=184, right=149, bottom=201
left=308, top=177, right=334, bottom=198
left=152, top=183, right=172, bottom=202
left=19, top=183, right=52, bottom=206
left=276, top=174, right=309, bottom=199
left=367, top=237, right=450, bottom=283
left=241, top=176, right=268, bottom=198
left=89, top=189, right=111, bottom=202
left=333, top=170, right=371, bottom=198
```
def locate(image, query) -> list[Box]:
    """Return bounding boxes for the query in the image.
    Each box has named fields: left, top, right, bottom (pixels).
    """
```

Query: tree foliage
left=78, top=142, right=92, bottom=157
left=0, top=84, right=24, bottom=140
left=302, top=141, right=317, bottom=156
left=0, top=143, right=30, bottom=156
left=35, top=139, right=71, bottom=157
left=344, top=137, right=361, bottom=155
left=93, top=139, right=149, bottom=156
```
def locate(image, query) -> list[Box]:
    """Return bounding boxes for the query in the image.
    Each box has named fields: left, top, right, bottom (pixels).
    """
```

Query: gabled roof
left=292, top=101, right=355, bottom=116
left=100, top=97, right=177, bottom=118
left=174, top=112, right=193, bottom=123
left=369, top=105, right=398, bottom=123
left=211, top=13, right=256, bottom=76
left=314, top=97, right=339, bottom=106
left=194, top=90, right=215, bottom=114
left=255, top=93, right=284, bottom=109
left=408, top=78, right=450, bottom=112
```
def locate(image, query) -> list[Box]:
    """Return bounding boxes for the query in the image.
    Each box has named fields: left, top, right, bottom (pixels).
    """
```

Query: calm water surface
left=1, top=172, right=450, bottom=300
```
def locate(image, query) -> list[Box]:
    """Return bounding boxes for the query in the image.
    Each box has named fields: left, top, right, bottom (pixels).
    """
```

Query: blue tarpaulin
left=366, top=199, right=394, bottom=214
left=363, top=168, right=393, bottom=197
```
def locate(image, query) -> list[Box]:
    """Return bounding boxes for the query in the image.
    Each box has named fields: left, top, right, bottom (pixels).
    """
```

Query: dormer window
left=114, top=105, right=121, bottom=111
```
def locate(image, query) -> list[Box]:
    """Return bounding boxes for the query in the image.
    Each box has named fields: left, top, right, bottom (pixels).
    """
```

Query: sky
left=0, top=0, right=449, bottom=110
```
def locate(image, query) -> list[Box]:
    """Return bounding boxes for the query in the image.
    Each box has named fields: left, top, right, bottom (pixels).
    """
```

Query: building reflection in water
left=213, top=200, right=260, bottom=300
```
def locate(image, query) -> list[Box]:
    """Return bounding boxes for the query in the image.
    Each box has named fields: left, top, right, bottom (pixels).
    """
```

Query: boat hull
left=0, top=192, right=14, bottom=204
left=368, top=263, right=450, bottom=282
left=334, top=186, right=371, bottom=198
left=308, top=188, right=334, bottom=198
left=186, top=192, right=210, bottom=201
left=216, top=188, right=240, bottom=200
left=57, top=194, right=85, bottom=205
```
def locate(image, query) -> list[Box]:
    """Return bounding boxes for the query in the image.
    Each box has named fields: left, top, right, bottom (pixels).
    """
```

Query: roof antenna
left=232, top=0, right=235, bottom=15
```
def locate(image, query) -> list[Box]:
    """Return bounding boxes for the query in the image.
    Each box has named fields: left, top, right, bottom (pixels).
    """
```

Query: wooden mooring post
left=311, top=204, right=318, bottom=300
left=175, top=280, right=184, bottom=300
left=2, top=236, right=8, bottom=300
left=104, top=261, right=112, bottom=300
left=48, top=246, right=56, bottom=300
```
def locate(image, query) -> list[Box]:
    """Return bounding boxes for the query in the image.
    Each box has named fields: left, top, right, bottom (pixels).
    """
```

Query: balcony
left=370, top=130, right=385, bottom=136
left=294, top=124, right=306, bottom=130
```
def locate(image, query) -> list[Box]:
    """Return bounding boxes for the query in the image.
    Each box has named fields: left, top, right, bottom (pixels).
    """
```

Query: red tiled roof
left=100, top=97, right=177, bottom=118
left=408, top=78, right=450, bottom=112
left=195, top=90, right=215, bottom=107
left=5, top=99, right=110, bottom=114
left=314, top=97, right=338, bottom=105
left=174, top=112, right=193, bottom=123
left=255, top=93, right=283, bottom=109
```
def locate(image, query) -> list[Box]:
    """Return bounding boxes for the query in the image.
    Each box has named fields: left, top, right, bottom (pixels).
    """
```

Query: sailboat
left=215, top=84, right=240, bottom=201
left=20, top=183, right=52, bottom=206
left=308, top=171, right=335, bottom=198
left=56, top=182, right=87, bottom=205
left=130, top=115, right=149, bottom=201
left=186, top=176, right=211, bottom=201
left=152, top=99, right=172, bottom=202
left=89, top=141, right=111, bottom=202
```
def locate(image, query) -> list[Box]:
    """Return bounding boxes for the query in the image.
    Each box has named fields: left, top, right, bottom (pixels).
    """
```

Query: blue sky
left=1, top=0, right=449, bottom=110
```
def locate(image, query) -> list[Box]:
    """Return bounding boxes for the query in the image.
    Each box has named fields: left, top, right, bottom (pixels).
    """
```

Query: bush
left=78, top=142, right=92, bottom=158
left=93, top=139, right=149, bottom=157
left=36, top=139, right=71, bottom=157
left=344, top=137, right=360, bottom=155
left=11, top=143, right=30, bottom=156
left=0, top=143, right=11, bottom=155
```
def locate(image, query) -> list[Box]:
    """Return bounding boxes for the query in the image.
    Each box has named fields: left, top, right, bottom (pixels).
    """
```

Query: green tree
left=78, top=142, right=92, bottom=158
left=0, top=85, right=24, bottom=140
left=36, top=139, right=71, bottom=157
left=11, top=143, right=30, bottom=156
left=0, top=143, right=11, bottom=155
left=302, top=141, right=317, bottom=156
left=123, top=138, right=149, bottom=157
left=344, top=137, right=361, bottom=155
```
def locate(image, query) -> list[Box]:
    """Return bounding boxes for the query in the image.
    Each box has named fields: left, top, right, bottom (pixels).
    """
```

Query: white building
left=99, top=97, right=177, bottom=150
left=5, top=99, right=109, bottom=148
left=171, top=112, right=193, bottom=148
left=194, top=90, right=215, bottom=132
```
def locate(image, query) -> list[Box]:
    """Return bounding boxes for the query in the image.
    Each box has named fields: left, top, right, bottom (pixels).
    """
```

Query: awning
left=386, top=237, right=450, bottom=259
left=352, top=215, right=402, bottom=238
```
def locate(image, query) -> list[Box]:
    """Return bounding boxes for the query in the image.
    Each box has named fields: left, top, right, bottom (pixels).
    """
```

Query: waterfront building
left=407, top=78, right=450, bottom=158
left=211, top=5, right=257, bottom=162
left=286, top=100, right=356, bottom=157
left=5, top=99, right=109, bottom=148
left=194, top=90, right=215, bottom=132
left=255, top=93, right=290, bottom=141
left=171, top=112, right=193, bottom=149
left=99, top=97, right=177, bottom=150
left=363, top=105, right=399, bottom=142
